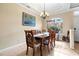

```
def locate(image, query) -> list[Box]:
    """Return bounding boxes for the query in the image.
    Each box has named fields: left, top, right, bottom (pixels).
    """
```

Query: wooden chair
left=42, top=29, right=46, bottom=32
left=31, top=30, right=36, bottom=35
left=42, top=32, right=51, bottom=52
left=67, top=30, right=70, bottom=42
left=43, top=36, right=51, bottom=52
left=24, top=30, right=40, bottom=56
left=31, top=30, right=41, bottom=43
left=62, top=30, right=70, bottom=42
left=48, top=30, right=56, bottom=48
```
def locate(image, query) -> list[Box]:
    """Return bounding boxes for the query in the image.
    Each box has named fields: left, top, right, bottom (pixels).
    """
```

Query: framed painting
left=22, top=12, right=36, bottom=26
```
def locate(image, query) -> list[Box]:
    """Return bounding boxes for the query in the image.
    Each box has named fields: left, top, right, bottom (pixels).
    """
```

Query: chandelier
left=40, top=3, right=49, bottom=19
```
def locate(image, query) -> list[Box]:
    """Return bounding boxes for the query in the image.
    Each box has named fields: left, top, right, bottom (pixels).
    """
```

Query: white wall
left=0, top=3, right=42, bottom=50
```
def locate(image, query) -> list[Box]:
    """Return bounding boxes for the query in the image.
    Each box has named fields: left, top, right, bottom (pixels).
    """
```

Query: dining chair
left=31, top=30, right=41, bottom=43
left=24, top=30, right=40, bottom=56
left=42, top=29, right=46, bottom=32
left=43, top=36, right=51, bottom=52
left=31, top=30, right=36, bottom=35
left=41, top=32, right=51, bottom=52
left=48, top=30, right=56, bottom=48
left=67, top=30, right=70, bottom=42
left=62, top=30, right=70, bottom=42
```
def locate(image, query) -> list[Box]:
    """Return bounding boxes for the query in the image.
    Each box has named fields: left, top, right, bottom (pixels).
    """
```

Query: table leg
left=40, top=38, right=43, bottom=56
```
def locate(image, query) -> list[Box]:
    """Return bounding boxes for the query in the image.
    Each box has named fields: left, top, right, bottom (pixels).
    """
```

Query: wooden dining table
left=34, top=32, right=49, bottom=56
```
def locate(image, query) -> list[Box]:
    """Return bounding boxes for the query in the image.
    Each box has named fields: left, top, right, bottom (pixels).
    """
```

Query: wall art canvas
left=22, top=12, right=36, bottom=26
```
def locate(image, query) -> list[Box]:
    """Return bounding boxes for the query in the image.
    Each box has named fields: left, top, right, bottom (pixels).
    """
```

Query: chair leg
left=51, top=40, right=53, bottom=49
left=26, top=46, right=28, bottom=55
left=40, top=45, right=42, bottom=56
left=53, top=38, right=55, bottom=47
left=47, top=44, right=50, bottom=52
left=50, top=42, right=53, bottom=50
left=33, top=47, right=35, bottom=56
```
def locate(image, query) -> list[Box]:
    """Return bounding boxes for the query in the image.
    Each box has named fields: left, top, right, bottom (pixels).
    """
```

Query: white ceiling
left=20, top=3, right=79, bottom=16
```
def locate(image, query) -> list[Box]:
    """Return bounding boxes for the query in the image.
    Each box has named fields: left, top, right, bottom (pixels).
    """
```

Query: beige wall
left=0, top=3, right=42, bottom=50
left=48, top=11, right=74, bottom=36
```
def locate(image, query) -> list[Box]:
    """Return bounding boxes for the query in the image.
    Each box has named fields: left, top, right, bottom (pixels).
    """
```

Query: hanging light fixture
left=40, top=3, right=49, bottom=19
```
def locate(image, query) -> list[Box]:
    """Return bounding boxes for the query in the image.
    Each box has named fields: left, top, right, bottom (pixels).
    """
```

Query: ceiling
left=20, top=3, right=79, bottom=16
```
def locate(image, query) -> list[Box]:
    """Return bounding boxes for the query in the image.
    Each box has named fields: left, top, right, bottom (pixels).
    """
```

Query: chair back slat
left=24, top=30, right=34, bottom=45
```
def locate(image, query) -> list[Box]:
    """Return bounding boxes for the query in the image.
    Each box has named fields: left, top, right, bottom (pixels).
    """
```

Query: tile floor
left=18, top=41, right=79, bottom=56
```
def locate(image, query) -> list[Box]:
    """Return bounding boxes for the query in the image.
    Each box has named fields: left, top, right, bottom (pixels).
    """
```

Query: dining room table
left=34, top=32, right=49, bottom=56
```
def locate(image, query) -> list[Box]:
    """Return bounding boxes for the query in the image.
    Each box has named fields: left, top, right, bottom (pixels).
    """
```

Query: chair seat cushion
left=43, top=40, right=49, bottom=45
left=34, top=43, right=40, bottom=47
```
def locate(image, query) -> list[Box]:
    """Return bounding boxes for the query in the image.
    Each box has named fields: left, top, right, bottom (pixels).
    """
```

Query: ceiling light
left=40, top=3, right=49, bottom=19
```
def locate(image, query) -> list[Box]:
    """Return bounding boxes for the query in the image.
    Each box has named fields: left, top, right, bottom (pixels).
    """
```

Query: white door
left=74, top=16, right=79, bottom=41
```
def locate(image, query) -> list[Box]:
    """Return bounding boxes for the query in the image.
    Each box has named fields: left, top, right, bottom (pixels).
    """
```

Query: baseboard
left=0, top=42, right=26, bottom=56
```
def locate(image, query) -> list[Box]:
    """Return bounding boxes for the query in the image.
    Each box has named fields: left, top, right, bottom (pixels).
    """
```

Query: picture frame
left=22, top=12, right=36, bottom=27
